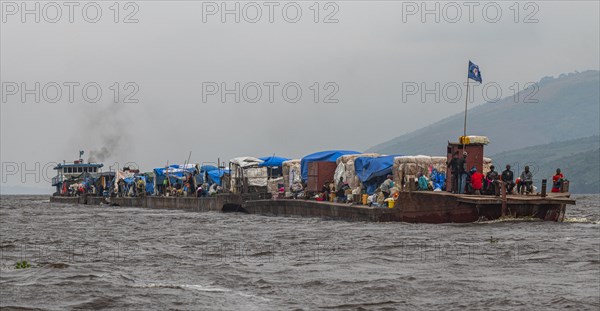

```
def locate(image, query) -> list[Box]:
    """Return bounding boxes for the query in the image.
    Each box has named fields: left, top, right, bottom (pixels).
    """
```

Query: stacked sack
left=282, top=159, right=301, bottom=197
left=393, top=156, right=447, bottom=188
left=267, top=177, right=284, bottom=197
left=393, top=156, right=494, bottom=189
left=243, top=167, right=268, bottom=187
left=334, top=153, right=379, bottom=188
left=483, top=157, right=492, bottom=175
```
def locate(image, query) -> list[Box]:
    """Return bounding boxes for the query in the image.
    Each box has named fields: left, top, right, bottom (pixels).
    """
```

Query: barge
left=49, top=137, right=576, bottom=223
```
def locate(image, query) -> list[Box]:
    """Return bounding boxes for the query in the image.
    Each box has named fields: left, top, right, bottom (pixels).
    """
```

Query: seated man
left=551, top=168, right=564, bottom=193
left=517, top=166, right=533, bottom=194
left=484, top=165, right=499, bottom=195
left=380, top=175, right=394, bottom=198
left=469, top=167, right=484, bottom=195
left=501, top=165, right=515, bottom=194
left=417, top=173, right=429, bottom=191
left=336, top=182, right=351, bottom=202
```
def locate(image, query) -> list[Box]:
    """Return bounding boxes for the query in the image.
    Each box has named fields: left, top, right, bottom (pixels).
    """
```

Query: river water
left=1, top=195, right=598, bottom=310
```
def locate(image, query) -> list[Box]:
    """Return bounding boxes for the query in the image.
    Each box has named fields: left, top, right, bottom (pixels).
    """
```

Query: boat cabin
left=52, top=161, right=104, bottom=194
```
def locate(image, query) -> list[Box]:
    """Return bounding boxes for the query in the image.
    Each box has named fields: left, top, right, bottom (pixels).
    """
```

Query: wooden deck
left=451, top=193, right=576, bottom=205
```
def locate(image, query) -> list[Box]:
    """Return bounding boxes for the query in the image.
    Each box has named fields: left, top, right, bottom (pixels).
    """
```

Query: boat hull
left=49, top=191, right=573, bottom=224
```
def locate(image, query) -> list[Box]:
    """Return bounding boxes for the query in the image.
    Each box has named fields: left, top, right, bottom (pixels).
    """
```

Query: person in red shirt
left=551, top=168, right=564, bottom=193
left=469, top=167, right=484, bottom=195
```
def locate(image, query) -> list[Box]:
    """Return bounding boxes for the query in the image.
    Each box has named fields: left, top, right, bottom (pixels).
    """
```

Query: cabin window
left=67, top=168, right=72, bottom=173
left=78, top=167, right=82, bottom=173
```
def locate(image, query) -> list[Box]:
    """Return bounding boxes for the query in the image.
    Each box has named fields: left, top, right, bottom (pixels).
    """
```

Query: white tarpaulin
left=113, top=170, right=135, bottom=191
left=282, top=159, right=301, bottom=196
left=334, top=153, right=379, bottom=188
left=229, top=157, right=264, bottom=168
left=244, top=167, right=268, bottom=187
left=393, top=156, right=447, bottom=186
left=229, top=157, right=268, bottom=191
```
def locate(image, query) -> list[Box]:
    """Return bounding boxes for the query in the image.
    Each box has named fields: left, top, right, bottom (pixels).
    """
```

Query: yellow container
left=361, top=194, right=368, bottom=205
left=329, top=193, right=336, bottom=202
left=387, top=200, right=395, bottom=208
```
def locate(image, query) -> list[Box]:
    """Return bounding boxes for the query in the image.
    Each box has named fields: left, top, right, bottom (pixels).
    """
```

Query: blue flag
left=468, top=61, right=482, bottom=83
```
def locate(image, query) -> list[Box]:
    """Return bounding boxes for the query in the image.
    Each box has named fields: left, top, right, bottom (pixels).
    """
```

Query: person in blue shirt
left=417, top=172, right=429, bottom=191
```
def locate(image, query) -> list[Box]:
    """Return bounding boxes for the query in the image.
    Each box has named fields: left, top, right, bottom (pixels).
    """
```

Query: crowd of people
left=64, top=155, right=568, bottom=202
left=149, top=173, right=223, bottom=198
left=309, top=175, right=401, bottom=207
left=447, top=151, right=566, bottom=195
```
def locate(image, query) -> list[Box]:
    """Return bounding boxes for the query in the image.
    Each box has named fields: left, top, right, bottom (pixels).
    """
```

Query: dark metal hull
left=242, top=192, right=573, bottom=223
left=50, top=191, right=573, bottom=224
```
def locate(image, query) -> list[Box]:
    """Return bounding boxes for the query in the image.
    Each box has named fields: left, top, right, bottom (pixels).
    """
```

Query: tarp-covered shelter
left=300, top=150, right=359, bottom=181
left=207, top=168, right=230, bottom=186
left=229, top=157, right=268, bottom=193
left=153, top=164, right=198, bottom=193
left=354, top=155, right=398, bottom=194
left=259, top=155, right=290, bottom=178
left=200, top=165, right=219, bottom=172
left=334, top=153, right=380, bottom=188
left=258, top=156, right=290, bottom=168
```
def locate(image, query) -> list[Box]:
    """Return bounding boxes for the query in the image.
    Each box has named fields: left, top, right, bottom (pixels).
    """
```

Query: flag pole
left=463, top=68, right=470, bottom=149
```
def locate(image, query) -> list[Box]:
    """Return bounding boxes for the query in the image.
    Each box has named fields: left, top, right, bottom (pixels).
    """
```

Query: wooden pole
left=500, top=180, right=507, bottom=217
left=165, top=161, right=171, bottom=195
left=541, top=179, right=547, bottom=197
left=462, top=66, right=470, bottom=150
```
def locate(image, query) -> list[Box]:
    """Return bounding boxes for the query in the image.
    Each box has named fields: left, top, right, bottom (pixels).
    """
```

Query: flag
left=468, top=61, right=482, bottom=83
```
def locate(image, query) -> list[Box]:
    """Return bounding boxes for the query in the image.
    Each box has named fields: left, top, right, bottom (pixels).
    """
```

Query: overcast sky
left=1, top=1, right=599, bottom=193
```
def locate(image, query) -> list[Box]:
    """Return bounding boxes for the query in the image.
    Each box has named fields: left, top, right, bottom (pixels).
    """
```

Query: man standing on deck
left=518, top=166, right=533, bottom=194
left=447, top=151, right=459, bottom=193
left=457, top=152, right=468, bottom=194
left=501, top=165, right=515, bottom=194
left=162, top=178, right=168, bottom=196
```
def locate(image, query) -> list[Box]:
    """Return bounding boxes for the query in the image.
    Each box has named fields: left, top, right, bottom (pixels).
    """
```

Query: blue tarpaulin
left=153, top=165, right=197, bottom=177
left=354, top=155, right=400, bottom=194
left=200, top=165, right=219, bottom=172
left=144, top=176, right=154, bottom=194
left=153, top=165, right=197, bottom=186
left=207, top=169, right=230, bottom=186
left=300, top=150, right=359, bottom=181
left=430, top=168, right=446, bottom=191
left=258, top=156, right=290, bottom=167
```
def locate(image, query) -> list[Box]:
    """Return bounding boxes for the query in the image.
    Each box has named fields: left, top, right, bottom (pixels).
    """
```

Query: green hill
left=368, top=70, right=600, bottom=156
left=490, top=136, right=600, bottom=194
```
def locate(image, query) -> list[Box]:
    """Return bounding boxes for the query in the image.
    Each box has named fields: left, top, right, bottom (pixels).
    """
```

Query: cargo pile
left=393, top=156, right=447, bottom=187
left=334, top=153, right=379, bottom=188
left=282, top=159, right=301, bottom=197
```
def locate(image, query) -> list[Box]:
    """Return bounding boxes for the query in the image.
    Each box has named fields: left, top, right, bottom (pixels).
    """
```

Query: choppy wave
left=0, top=195, right=598, bottom=310
left=133, top=283, right=231, bottom=292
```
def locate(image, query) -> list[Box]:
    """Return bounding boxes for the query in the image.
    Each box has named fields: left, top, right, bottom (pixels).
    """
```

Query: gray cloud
left=1, top=1, right=599, bottom=193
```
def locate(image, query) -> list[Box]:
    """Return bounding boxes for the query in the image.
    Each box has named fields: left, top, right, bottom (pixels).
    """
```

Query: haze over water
left=0, top=195, right=598, bottom=310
